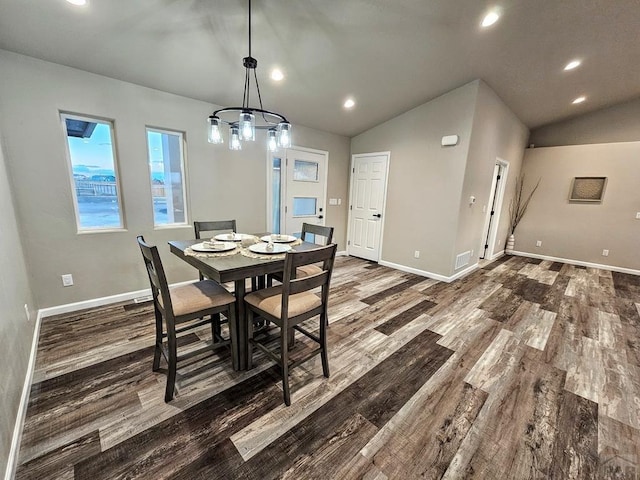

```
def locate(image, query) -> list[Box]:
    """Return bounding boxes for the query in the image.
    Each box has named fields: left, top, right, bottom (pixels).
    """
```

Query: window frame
left=60, top=112, right=126, bottom=234
left=145, top=126, right=190, bottom=229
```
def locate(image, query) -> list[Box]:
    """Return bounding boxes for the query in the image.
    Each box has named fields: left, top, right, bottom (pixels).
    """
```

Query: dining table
left=168, top=233, right=319, bottom=370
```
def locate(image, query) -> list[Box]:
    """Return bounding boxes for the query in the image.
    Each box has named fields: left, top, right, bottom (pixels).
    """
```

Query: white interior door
left=347, top=152, right=389, bottom=261
left=283, top=148, right=327, bottom=236
left=480, top=159, right=509, bottom=260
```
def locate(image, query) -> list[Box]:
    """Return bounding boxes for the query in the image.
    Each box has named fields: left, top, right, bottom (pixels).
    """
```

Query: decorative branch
left=509, top=175, right=540, bottom=235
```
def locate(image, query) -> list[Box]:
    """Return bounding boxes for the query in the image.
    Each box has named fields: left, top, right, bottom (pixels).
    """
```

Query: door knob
left=373, top=213, right=382, bottom=218
left=318, top=215, right=324, bottom=219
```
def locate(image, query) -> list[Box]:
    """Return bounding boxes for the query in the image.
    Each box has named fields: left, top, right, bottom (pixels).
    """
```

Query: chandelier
left=207, top=0, right=292, bottom=152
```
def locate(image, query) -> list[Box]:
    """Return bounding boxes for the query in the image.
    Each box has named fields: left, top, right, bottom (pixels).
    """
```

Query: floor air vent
left=455, top=250, right=471, bottom=269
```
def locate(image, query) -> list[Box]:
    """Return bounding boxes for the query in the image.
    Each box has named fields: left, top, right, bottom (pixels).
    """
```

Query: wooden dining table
left=168, top=235, right=319, bottom=370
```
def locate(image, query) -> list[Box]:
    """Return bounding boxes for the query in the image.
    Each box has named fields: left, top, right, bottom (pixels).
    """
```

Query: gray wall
left=516, top=142, right=640, bottom=271
left=351, top=80, right=528, bottom=278
left=458, top=81, right=529, bottom=262
left=351, top=82, right=477, bottom=277
left=530, top=96, right=640, bottom=147
left=0, top=50, right=350, bottom=308
left=0, top=134, right=36, bottom=476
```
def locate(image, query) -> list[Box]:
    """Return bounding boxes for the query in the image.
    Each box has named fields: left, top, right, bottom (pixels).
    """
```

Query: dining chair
left=267, top=223, right=334, bottom=287
left=194, top=219, right=237, bottom=240
left=244, top=243, right=337, bottom=405
left=194, top=220, right=237, bottom=281
left=137, top=235, right=236, bottom=402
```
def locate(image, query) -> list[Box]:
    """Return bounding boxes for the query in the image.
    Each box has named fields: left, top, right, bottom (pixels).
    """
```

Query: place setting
left=185, top=239, right=240, bottom=258
left=242, top=233, right=302, bottom=259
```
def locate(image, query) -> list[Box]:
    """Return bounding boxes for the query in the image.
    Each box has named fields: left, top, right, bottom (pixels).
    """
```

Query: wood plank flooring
left=15, top=255, right=640, bottom=479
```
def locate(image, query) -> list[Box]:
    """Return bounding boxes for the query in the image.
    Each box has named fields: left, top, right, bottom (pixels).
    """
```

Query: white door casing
left=347, top=152, right=390, bottom=261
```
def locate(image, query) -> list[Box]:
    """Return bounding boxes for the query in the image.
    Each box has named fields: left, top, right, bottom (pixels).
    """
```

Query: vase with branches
left=506, top=175, right=540, bottom=251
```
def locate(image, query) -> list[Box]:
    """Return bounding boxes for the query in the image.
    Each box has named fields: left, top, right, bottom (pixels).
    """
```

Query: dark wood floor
left=15, top=255, right=640, bottom=479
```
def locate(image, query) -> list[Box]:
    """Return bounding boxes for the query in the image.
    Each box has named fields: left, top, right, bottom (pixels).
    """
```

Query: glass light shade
left=277, top=122, right=292, bottom=148
left=207, top=117, right=223, bottom=144
left=239, top=111, right=255, bottom=141
left=229, top=126, right=242, bottom=150
left=267, top=129, right=278, bottom=152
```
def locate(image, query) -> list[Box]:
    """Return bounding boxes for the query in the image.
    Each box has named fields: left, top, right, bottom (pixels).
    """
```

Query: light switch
left=636, top=212, right=640, bottom=219
left=329, top=198, right=338, bottom=206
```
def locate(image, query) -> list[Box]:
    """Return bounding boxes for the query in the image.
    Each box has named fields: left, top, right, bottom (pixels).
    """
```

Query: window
left=62, top=113, right=124, bottom=231
left=146, top=128, right=188, bottom=227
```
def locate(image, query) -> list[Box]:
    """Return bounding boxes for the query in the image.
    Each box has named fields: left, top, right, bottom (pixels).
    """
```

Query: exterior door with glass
left=272, top=147, right=327, bottom=237
left=347, top=152, right=389, bottom=261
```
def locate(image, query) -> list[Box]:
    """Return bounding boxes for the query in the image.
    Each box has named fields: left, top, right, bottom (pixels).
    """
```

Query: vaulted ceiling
left=1, top=0, right=639, bottom=137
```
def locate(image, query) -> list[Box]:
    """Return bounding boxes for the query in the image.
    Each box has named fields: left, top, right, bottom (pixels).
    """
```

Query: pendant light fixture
left=207, top=0, right=292, bottom=152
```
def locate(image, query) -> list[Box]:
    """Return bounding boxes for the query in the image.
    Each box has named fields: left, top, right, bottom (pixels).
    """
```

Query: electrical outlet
left=602, top=249, right=609, bottom=257
left=62, top=274, right=74, bottom=287
left=536, top=240, right=542, bottom=247
left=24, top=304, right=30, bottom=322
left=414, top=250, right=420, bottom=259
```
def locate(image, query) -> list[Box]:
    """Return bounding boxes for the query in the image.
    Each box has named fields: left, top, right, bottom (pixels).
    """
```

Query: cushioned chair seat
left=296, top=264, right=322, bottom=278
left=157, top=280, right=235, bottom=317
left=245, top=286, right=321, bottom=318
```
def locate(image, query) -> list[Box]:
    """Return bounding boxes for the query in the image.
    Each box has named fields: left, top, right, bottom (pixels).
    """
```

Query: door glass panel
left=272, top=157, right=281, bottom=233
left=293, top=160, right=318, bottom=182
left=293, top=197, right=317, bottom=216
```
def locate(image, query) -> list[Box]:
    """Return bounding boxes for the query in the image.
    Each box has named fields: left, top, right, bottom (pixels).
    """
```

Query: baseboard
left=5, top=310, right=43, bottom=480
left=490, top=250, right=505, bottom=260
left=509, top=250, right=640, bottom=276
left=38, top=280, right=196, bottom=319
left=336, top=250, right=348, bottom=257
left=379, top=260, right=479, bottom=283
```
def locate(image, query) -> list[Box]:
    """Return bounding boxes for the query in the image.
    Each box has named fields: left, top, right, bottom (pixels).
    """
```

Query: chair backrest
left=194, top=220, right=237, bottom=239
left=136, top=236, right=173, bottom=315
left=281, top=244, right=337, bottom=317
left=301, top=223, right=334, bottom=246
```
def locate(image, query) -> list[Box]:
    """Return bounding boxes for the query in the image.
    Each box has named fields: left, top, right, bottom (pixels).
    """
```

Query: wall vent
left=455, top=250, right=471, bottom=270
left=134, top=295, right=153, bottom=304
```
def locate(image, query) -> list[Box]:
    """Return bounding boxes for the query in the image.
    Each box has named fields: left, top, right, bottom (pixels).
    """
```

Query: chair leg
left=153, top=309, right=163, bottom=371
left=281, top=326, right=291, bottom=406
left=211, top=313, right=221, bottom=342
left=227, top=304, right=238, bottom=371
left=320, top=312, right=330, bottom=378
left=247, top=309, right=255, bottom=370
left=266, top=275, right=273, bottom=288
left=165, top=335, right=178, bottom=402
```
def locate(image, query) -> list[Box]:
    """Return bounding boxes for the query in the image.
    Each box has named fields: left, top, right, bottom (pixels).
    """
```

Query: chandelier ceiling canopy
left=207, top=0, right=291, bottom=152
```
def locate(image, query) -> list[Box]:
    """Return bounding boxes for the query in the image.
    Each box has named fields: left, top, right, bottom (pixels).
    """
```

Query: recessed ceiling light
left=572, top=96, right=586, bottom=104
left=564, top=60, right=581, bottom=71
left=66, top=0, right=87, bottom=5
left=270, top=69, right=284, bottom=81
left=481, top=11, right=500, bottom=28
left=343, top=98, right=355, bottom=109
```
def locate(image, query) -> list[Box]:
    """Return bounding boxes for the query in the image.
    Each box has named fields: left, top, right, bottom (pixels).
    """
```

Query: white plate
left=214, top=233, right=253, bottom=241
left=191, top=241, right=237, bottom=253
left=260, top=234, right=297, bottom=243
left=249, top=243, right=292, bottom=254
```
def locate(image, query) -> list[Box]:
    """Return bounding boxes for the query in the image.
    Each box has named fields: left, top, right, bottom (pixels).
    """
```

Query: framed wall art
left=569, top=176, right=607, bottom=203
